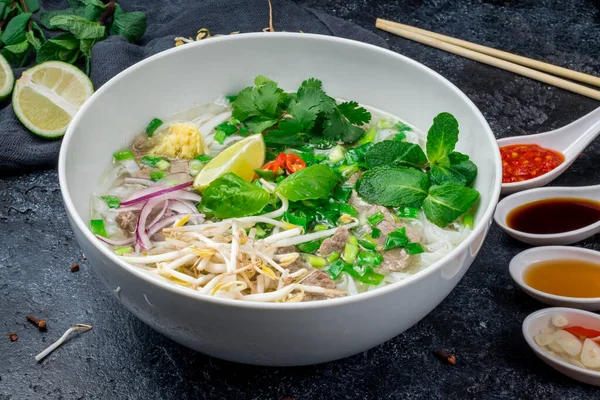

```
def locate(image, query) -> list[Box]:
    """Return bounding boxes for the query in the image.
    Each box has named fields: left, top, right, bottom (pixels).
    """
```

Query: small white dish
left=523, top=307, right=600, bottom=386
left=499, top=107, right=600, bottom=195
left=509, top=246, right=600, bottom=311
left=494, top=184, right=600, bottom=245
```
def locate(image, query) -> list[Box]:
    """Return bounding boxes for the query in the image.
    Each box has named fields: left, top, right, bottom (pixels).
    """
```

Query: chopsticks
left=376, top=18, right=600, bottom=101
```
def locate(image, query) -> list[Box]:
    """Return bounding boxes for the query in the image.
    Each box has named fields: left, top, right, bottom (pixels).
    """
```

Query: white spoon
left=523, top=307, right=600, bottom=386
left=499, top=107, right=600, bottom=195
left=509, top=246, right=600, bottom=310
left=494, top=184, right=600, bottom=245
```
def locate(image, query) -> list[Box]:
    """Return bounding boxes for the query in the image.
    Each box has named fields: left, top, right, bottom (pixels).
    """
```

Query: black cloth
left=0, top=0, right=387, bottom=173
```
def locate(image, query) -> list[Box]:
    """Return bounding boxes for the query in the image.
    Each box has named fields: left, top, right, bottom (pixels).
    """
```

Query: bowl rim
left=523, top=307, right=600, bottom=378
left=509, top=246, right=600, bottom=304
left=58, top=32, right=502, bottom=310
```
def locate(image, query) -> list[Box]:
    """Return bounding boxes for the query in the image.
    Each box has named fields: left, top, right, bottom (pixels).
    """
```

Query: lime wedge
left=0, top=53, right=14, bottom=101
left=12, top=61, right=94, bottom=139
left=194, top=134, right=266, bottom=190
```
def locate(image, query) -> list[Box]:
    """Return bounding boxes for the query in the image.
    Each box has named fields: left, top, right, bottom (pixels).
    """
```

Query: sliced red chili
left=262, top=160, right=281, bottom=173
left=276, top=152, right=287, bottom=166
left=563, top=326, right=600, bottom=339
left=285, top=154, right=306, bottom=174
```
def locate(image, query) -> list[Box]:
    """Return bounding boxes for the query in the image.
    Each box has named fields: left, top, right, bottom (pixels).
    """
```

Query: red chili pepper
left=285, top=154, right=306, bottom=174
left=261, top=160, right=281, bottom=173
left=563, top=326, right=600, bottom=339
left=277, top=152, right=287, bottom=166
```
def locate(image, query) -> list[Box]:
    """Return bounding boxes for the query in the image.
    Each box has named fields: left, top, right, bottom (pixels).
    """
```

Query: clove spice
left=433, top=349, right=456, bottom=365
left=26, top=315, right=47, bottom=331
left=8, top=333, right=18, bottom=342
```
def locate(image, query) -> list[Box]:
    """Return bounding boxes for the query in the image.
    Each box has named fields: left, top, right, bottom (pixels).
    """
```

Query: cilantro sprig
left=230, top=76, right=372, bottom=146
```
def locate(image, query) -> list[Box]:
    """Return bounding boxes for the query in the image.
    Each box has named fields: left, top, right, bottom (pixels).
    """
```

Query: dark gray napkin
left=0, top=0, right=387, bottom=174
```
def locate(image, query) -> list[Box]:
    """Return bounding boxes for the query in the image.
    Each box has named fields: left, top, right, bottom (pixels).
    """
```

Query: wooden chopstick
left=376, top=18, right=600, bottom=101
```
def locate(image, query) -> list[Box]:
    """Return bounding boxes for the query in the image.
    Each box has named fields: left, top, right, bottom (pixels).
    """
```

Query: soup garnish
left=500, top=143, right=564, bottom=183
left=506, top=197, right=600, bottom=234
left=90, top=76, right=480, bottom=302
left=524, top=259, right=600, bottom=298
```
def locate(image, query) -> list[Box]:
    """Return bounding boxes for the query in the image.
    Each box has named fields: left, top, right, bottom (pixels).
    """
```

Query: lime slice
left=194, top=134, right=266, bottom=190
left=12, top=61, right=94, bottom=139
left=0, top=53, right=14, bottom=101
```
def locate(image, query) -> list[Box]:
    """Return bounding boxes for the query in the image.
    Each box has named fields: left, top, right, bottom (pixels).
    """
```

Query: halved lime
left=0, top=53, right=14, bottom=101
left=12, top=61, right=94, bottom=139
left=193, top=134, right=266, bottom=190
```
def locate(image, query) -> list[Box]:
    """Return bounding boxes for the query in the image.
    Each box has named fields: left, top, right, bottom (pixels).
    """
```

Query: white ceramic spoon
left=499, top=107, right=600, bottom=195
left=494, top=184, right=600, bottom=245
left=509, top=246, right=600, bottom=310
left=523, top=307, right=600, bottom=386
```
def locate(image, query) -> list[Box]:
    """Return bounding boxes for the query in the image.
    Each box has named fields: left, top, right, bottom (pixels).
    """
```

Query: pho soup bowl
left=58, top=33, right=502, bottom=366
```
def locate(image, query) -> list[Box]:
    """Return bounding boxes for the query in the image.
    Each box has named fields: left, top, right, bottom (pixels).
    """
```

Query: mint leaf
left=276, top=165, right=339, bottom=201
left=25, top=0, right=40, bottom=13
left=109, top=4, right=146, bottom=43
left=337, top=101, right=371, bottom=125
left=2, top=12, right=31, bottom=45
left=448, top=152, right=478, bottom=186
left=49, top=15, right=106, bottom=39
left=25, top=30, right=42, bottom=51
left=426, top=112, right=459, bottom=166
left=365, top=141, right=428, bottom=169
left=430, top=152, right=478, bottom=186
left=40, top=9, right=75, bottom=29
left=430, top=164, right=467, bottom=186
left=356, top=166, right=430, bottom=207
left=2, top=40, right=30, bottom=66
left=198, top=172, right=270, bottom=219
left=423, top=183, right=479, bottom=227
left=36, top=33, right=80, bottom=64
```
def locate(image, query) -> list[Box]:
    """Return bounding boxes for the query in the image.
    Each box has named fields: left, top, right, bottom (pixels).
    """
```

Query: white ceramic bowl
left=523, top=307, right=600, bottom=386
left=58, top=33, right=502, bottom=366
left=509, top=246, right=600, bottom=311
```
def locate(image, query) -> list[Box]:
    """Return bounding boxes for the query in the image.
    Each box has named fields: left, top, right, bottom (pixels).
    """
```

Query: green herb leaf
left=356, top=166, right=430, bottom=207
left=231, top=75, right=285, bottom=126
left=448, top=152, right=478, bottom=186
left=150, top=171, right=167, bottom=182
left=1, top=40, right=30, bottom=66
left=109, top=4, right=146, bottom=43
left=36, top=33, right=80, bottom=64
left=429, top=152, right=478, bottom=186
left=213, top=121, right=238, bottom=144
left=430, top=164, right=467, bottom=186
left=426, top=112, right=459, bottom=166
left=422, top=183, right=479, bottom=227
left=384, top=227, right=409, bottom=250
left=275, top=164, right=339, bottom=201
left=253, top=169, right=276, bottom=181
left=337, top=101, right=371, bottom=125
left=2, top=12, right=31, bottom=45
left=287, top=84, right=335, bottom=131
left=25, top=30, right=42, bottom=51
left=40, top=9, right=75, bottom=30
left=25, top=0, right=40, bottom=13
left=48, top=14, right=106, bottom=39
left=198, top=172, right=270, bottom=219
left=264, top=119, right=305, bottom=145
left=365, top=141, right=428, bottom=169
left=322, top=107, right=365, bottom=144
left=101, top=195, right=121, bottom=208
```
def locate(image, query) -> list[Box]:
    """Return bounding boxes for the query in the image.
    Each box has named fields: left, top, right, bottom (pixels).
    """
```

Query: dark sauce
left=507, top=197, right=600, bottom=234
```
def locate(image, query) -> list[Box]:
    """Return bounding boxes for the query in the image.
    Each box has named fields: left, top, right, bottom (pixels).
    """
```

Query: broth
left=524, top=259, right=600, bottom=298
left=506, top=197, right=600, bottom=234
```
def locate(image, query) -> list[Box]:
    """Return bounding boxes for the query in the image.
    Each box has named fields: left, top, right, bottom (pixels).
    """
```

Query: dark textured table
left=2, top=1, right=600, bottom=399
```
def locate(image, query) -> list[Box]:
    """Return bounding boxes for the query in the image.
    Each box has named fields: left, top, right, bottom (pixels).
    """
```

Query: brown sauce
left=524, top=259, right=600, bottom=298
left=506, top=197, right=600, bottom=234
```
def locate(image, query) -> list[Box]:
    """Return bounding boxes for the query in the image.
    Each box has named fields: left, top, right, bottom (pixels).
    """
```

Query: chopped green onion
left=332, top=185, right=353, bottom=202
left=113, top=150, right=134, bottom=161
left=156, top=160, right=170, bottom=170
left=358, top=126, right=377, bottom=145
left=405, top=242, right=425, bottom=255
left=348, top=235, right=358, bottom=246
left=397, top=207, right=420, bottom=219
left=344, top=143, right=372, bottom=165
left=150, top=171, right=167, bottom=182
left=357, top=251, right=383, bottom=266
left=90, top=219, right=107, bottom=237
left=337, top=163, right=359, bottom=179
left=376, top=119, right=394, bottom=129
left=114, top=246, right=133, bottom=255
left=328, top=145, right=345, bottom=163
left=358, top=235, right=377, bottom=251
left=195, top=155, right=213, bottom=162
left=314, top=224, right=329, bottom=232
left=189, top=160, right=205, bottom=176
left=214, top=121, right=238, bottom=144
left=141, top=155, right=169, bottom=169
left=339, top=204, right=358, bottom=218
left=328, top=259, right=347, bottom=280
left=306, top=255, right=327, bottom=268
left=384, top=227, right=409, bottom=251
left=463, top=213, right=474, bottom=229
left=101, top=196, right=120, bottom=209
left=341, top=242, right=359, bottom=264
left=367, top=211, right=385, bottom=227
left=145, top=118, right=163, bottom=136
left=276, top=175, right=285, bottom=183
left=393, top=133, right=406, bottom=141
left=283, top=212, right=308, bottom=231
left=326, top=251, right=340, bottom=263
left=371, top=227, right=382, bottom=238
left=344, top=264, right=385, bottom=285
left=394, top=121, right=412, bottom=133
left=297, top=240, right=322, bottom=254
left=254, top=169, right=276, bottom=181
left=253, top=224, right=267, bottom=239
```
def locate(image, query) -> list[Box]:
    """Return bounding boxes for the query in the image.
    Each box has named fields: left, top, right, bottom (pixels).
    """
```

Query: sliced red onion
left=95, top=235, right=135, bottom=246
left=155, top=172, right=193, bottom=187
left=116, top=205, right=144, bottom=212
left=124, top=177, right=153, bottom=186
left=136, top=197, right=162, bottom=250
left=147, top=200, right=168, bottom=229
left=169, top=199, right=197, bottom=214
left=148, top=213, right=205, bottom=236
left=120, top=181, right=193, bottom=206
left=122, top=184, right=168, bottom=202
